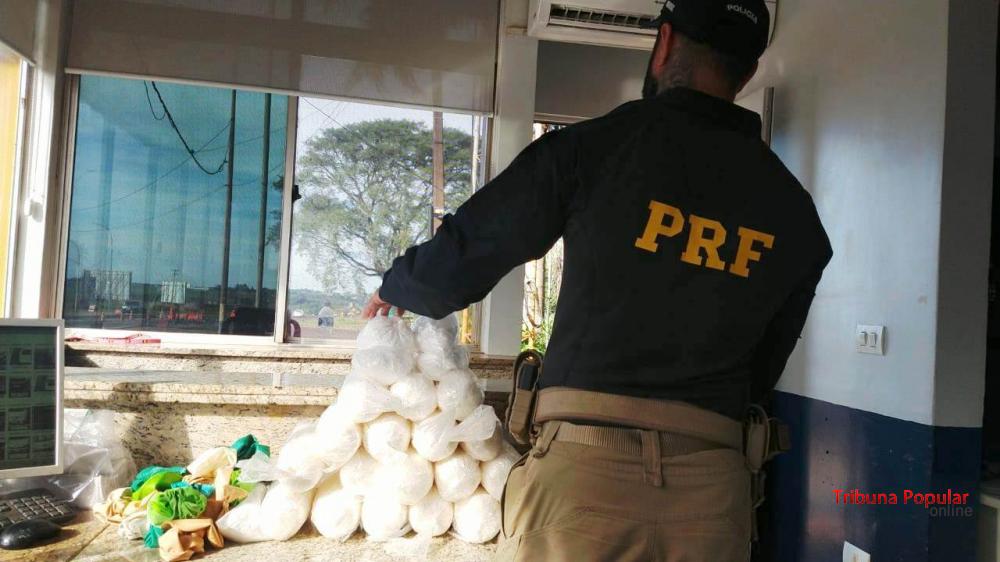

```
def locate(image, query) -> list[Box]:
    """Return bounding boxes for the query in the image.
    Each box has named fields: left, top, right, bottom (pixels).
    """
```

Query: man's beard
left=642, top=35, right=661, bottom=99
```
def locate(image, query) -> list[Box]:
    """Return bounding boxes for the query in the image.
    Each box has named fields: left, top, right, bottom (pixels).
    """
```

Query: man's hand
left=362, top=289, right=406, bottom=319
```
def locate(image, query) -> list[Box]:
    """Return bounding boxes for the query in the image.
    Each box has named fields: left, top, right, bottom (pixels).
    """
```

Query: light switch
left=856, top=325, right=885, bottom=355
left=843, top=542, right=870, bottom=562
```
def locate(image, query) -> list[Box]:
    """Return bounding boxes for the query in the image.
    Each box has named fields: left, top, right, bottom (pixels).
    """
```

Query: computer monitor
left=0, top=319, right=63, bottom=478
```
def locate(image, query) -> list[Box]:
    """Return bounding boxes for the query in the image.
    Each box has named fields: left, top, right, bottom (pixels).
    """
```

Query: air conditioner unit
left=527, top=0, right=778, bottom=51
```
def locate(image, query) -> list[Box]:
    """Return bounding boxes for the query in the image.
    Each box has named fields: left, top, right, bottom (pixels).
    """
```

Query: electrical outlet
left=856, top=324, right=885, bottom=355
left=843, top=541, right=871, bottom=562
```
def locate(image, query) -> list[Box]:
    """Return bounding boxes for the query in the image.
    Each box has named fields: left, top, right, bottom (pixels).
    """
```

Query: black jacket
left=381, top=87, right=833, bottom=420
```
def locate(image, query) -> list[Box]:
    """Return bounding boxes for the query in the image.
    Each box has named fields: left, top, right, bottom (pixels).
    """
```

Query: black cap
left=642, top=0, right=770, bottom=62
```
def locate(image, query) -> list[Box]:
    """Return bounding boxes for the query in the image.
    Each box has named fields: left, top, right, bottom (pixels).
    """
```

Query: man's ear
left=649, top=23, right=675, bottom=78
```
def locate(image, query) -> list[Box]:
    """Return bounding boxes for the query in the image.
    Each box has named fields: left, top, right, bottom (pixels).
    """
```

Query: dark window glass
left=63, top=76, right=287, bottom=335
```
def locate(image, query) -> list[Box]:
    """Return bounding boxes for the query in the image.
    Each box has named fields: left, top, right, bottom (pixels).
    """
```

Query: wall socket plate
left=843, top=541, right=871, bottom=562
left=856, top=324, right=885, bottom=355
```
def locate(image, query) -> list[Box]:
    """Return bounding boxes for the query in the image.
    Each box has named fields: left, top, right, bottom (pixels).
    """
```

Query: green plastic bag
left=130, top=466, right=186, bottom=492
left=147, top=487, right=208, bottom=526
left=231, top=434, right=270, bottom=461
left=134, top=472, right=184, bottom=501
left=134, top=471, right=184, bottom=501
left=144, top=524, right=165, bottom=549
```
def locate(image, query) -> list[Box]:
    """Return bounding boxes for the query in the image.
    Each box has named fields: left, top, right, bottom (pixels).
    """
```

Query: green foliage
left=295, top=119, right=472, bottom=294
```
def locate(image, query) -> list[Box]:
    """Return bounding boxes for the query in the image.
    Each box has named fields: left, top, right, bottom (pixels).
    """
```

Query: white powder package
left=364, top=413, right=412, bottom=463
left=390, top=373, right=438, bottom=422
left=408, top=488, right=453, bottom=537
left=436, top=369, right=484, bottom=421
left=434, top=451, right=481, bottom=503
left=310, top=474, right=361, bottom=541
left=452, top=490, right=501, bottom=544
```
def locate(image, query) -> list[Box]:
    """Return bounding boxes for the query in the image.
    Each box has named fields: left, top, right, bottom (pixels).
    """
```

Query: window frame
left=57, top=80, right=488, bottom=350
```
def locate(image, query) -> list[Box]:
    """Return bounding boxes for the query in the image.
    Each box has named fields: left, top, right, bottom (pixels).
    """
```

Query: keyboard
left=0, top=489, right=76, bottom=531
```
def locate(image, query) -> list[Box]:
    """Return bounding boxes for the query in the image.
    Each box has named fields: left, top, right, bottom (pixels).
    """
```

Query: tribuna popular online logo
left=833, top=489, right=972, bottom=517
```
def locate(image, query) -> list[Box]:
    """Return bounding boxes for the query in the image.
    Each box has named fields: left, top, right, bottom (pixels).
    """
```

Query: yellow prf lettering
left=730, top=227, right=775, bottom=278
left=680, top=215, right=728, bottom=270
left=635, top=200, right=685, bottom=252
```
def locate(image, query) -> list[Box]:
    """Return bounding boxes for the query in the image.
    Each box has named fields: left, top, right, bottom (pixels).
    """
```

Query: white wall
left=749, top=0, right=995, bottom=427
left=534, top=40, right=646, bottom=121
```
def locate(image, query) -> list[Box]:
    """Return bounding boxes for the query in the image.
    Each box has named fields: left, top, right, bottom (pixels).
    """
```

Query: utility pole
left=218, top=90, right=236, bottom=331
left=431, top=111, right=445, bottom=233
left=255, top=93, right=271, bottom=308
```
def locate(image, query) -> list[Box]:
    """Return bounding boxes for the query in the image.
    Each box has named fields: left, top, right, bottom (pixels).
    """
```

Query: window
left=60, top=77, right=490, bottom=345
left=522, top=123, right=566, bottom=353
left=62, top=76, right=287, bottom=335
left=286, top=97, right=487, bottom=344
left=0, top=46, right=27, bottom=317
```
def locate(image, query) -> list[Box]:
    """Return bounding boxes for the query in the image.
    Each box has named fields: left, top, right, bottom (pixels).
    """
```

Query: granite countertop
left=71, top=522, right=496, bottom=562
left=65, top=368, right=344, bottom=406
left=65, top=342, right=517, bottom=368
left=9, top=512, right=495, bottom=561
left=65, top=368, right=512, bottom=407
left=3, top=511, right=108, bottom=562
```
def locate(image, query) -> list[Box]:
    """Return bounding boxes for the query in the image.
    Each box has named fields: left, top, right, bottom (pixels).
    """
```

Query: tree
left=295, top=119, right=472, bottom=293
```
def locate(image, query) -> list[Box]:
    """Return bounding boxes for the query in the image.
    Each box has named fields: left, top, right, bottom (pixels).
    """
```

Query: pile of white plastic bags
left=216, top=315, right=519, bottom=546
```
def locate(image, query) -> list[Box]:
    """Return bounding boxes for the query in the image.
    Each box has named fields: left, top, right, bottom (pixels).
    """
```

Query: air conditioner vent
left=549, top=4, right=657, bottom=30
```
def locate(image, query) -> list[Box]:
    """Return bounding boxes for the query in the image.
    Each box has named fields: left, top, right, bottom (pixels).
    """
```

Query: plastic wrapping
left=351, top=345, right=415, bottom=387
left=187, top=446, right=238, bottom=479
left=481, top=447, right=520, bottom=501
left=259, top=481, right=315, bottom=541
left=434, top=451, right=481, bottom=503
left=363, top=414, right=412, bottom=463
left=375, top=449, right=434, bottom=506
left=274, top=426, right=327, bottom=492
left=313, top=419, right=362, bottom=472
left=310, top=474, right=362, bottom=541
left=357, top=315, right=418, bottom=352
left=436, top=369, right=484, bottom=421
left=415, top=348, right=470, bottom=381
left=452, top=490, right=502, bottom=544
left=361, top=494, right=410, bottom=540
left=412, top=315, right=458, bottom=349
left=408, top=489, right=453, bottom=537
left=340, top=450, right=379, bottom=495
left=30, top=409, right=137, bottom=509
left=411, top=410, right=458, bottom=462
left=336, top=375, right=402, bottom=424
left=217, top=483, right=269, bottom=543
left=461, top=422, right=504, bottom=462
left=389, top=373, right=438, bottom=422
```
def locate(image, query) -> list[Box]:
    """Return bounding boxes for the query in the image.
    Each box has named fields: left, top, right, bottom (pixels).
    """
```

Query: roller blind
left=66, top=0, right=499, bottom=114
left=0, top=0, right=37, bottom=64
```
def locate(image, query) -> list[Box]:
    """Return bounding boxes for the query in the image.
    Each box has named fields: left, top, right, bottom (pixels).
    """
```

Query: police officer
left=363, top=0, right=831, bottom=559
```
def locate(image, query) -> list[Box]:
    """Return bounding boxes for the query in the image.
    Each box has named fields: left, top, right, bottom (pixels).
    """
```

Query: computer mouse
left=0, top=520, right=62, bottom=549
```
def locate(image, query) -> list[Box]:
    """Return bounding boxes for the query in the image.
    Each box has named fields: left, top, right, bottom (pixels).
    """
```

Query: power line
left=73, top=122, right=231, bottom=212
left=149, top=81, right=229, bottom=175
left=143, top=81, right=166, bottom=121
left=71, top=162, right=284, bottom=234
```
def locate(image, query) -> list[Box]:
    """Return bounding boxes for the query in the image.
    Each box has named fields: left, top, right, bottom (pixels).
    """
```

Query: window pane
left=63, top=76, right=287, bottom=335
left=287, top=98, right=486, bottom=343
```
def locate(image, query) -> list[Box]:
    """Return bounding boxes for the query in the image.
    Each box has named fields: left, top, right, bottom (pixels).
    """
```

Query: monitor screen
left=0, top=321, right=62, bottom=476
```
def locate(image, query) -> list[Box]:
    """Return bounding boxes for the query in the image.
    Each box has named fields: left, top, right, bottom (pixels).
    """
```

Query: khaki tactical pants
left=496, top=421, right=752, bottom=562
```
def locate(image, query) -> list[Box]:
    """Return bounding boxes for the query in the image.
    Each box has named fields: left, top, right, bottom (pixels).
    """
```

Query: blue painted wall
left=757, top=392, right=981, bottom=562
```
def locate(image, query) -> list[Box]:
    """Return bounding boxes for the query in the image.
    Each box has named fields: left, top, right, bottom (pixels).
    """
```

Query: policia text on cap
left=363, top=0, right=832, bottom=559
